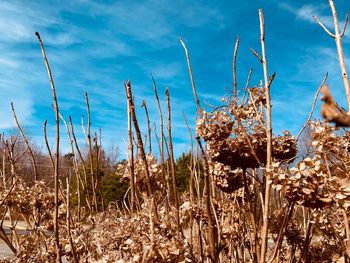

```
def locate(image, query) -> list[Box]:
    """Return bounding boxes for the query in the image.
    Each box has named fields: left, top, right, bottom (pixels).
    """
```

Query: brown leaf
left=321, top=85, right=350, bottom=127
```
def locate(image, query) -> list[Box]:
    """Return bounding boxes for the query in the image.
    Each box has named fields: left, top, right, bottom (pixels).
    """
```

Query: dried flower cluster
left=2, top=2, right=350, bottom=261
left=0, top=179, right=60, bottom=225
left=196, top=87, right=296, bottom=193
left=119, top=154, right=163, bottom=193
left=272, top=122, right=350, bottom=209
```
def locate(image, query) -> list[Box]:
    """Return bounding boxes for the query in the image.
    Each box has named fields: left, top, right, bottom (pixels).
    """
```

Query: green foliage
left=175, top=152, right=191, bottom=193
left=100, top=171, right=129, bottom=206
left=69, top=148, right=129, bottom=210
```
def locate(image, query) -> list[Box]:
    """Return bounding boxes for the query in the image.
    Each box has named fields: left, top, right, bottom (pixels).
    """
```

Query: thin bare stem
left=180, top=37, right=201, bottom=111
left=69, top=116, right=92, bottom=214
left=342, top=209, right=350, bottom=258
left=182, top=112, right=194, bottom=200
left=313, top=16, right=335, bottom=38
left=241, top=68, right=253, bottom=105
left=296, top=73, right=328, bottom=141
left=43, top=120, right=54, bottom=169
left=165, top=88, right=180, bottom=231
left=233, top=36, right=240, bottom=99
left=141, top=100, right=152, bottom=154
left=125, top=80, right=158, bottom=220
left=340, top=14, right=349, bottom=37
left=58, top=113, right=84, bottom=187
left=128, top=95, right=136, bottom=212
left=0, top=181, right=16, bottom=208
left=66, top=176, right=79, bottom=263
left=182, top=112, right=195, bottom=246
left=83, top=92, right=98, bottom=212
left=196, top=137, right=217, bottom=262
left=258, top=9, right=273, bottom=263
left=94, top=132, right=104, bottom=211
left=314, top=0, right=350, bottom=110
left=268, top=203, right=294, bottom=263
left=250, top=48, right=263, bottom=63
left=152, top=76, right=169, bottom=210
left=10, top=103, right=38, bottom=181
left=35, top=31, right=61, bottom=262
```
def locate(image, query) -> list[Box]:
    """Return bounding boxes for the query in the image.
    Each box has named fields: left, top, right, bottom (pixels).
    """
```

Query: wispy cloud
left=279, top=2, right=349, bottom=38
left=0, top=0, right=349, bottom=159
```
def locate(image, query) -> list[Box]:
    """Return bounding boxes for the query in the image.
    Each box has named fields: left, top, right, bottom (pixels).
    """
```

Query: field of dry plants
left=1, top=0, right=350, bottom=262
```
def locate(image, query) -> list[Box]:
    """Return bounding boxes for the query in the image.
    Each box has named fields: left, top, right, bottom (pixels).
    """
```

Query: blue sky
left=0, top=0, right=349, bottom=159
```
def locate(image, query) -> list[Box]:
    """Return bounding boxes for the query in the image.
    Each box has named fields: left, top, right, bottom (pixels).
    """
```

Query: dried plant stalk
left=342, top=209, right=350, bottom=258
left=10, top=102, right=38, bottom=181
left=296, top=73, right=328, bottom=141
left=83, top=92, right=98, bottom=212
left=241, top=67, right=253, bottom=105
left=313, top=0, right=350, bottom=110
left=182, top=112, right=195, bottom=245
left=35, top=31, right=61, bottom=262
left=141, top=100, right=152, bottom=154
left=59, top=113, right=84, bottom=220
left=180, top=37, right=201, bottom=111
left=165, top=88, right=180, bottom=230
left=153, top=76, right=169, bottom=209
left=43, top=120, right=54, bottom=169
left=268, top=203, right=294, bottom=263
left=233, top=36, right=240, bottom=99
left=125, top=80, right=158, bottom=220
left=93, top=132, right=104, bottom=211
left=66, top=176, right=79, bottom=263
left=258, top=9, right=273, bottom=263
left=69, top=116, right=92, bottom=214
left=127, top=98, right=136, bottom=212
left=197, top=137, right=217, bottom=262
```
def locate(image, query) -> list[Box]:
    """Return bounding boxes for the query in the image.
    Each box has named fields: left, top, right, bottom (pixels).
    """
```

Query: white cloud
left=67, top=0, right=224, bottom=48
left=138, top=61, right=183, bottom=80
left=0, top=0, right=220, bottom=159
left=279, top=3, right=329, bottom=24
left=279, top=2, right=349, bottom=38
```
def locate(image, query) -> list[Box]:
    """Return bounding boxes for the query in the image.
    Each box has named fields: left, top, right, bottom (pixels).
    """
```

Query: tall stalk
left=197, top=137, right=217, bottom=262
left=165, top=88, right=180, bottom=231
left=233, top=36, right=240, bottom=99
left=314, top=0, right=350, bottom=110
left=66, top=176, right=79, bottom=263
left=83, top=92, right=98, bottom=212
left=182, top=112, right=195, bottom=246
left=153, top=76, right=169, bottom=210
left=141, top=100, right=152, bottom=154
left=35, top=31, right=61, bottom=262
left=69, top=116, right=92, bottom=214
left=10, top=103, right=38, bottom=181
left=180, top=37, right=201, bottom=111
left=58, top=113, right=84, bottom=221
left=127, top=98, right=136, bottom=212
left=257, top=9, right=273, bottom=263
left=125, top=80, right=158, bottom=220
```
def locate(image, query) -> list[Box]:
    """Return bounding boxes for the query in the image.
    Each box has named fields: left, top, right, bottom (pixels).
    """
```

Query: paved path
left=0, top=221, right=29, bottom=260
left=0, top=239, right=13, bottom=259
left=0, top=221, right=69, bottom=262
